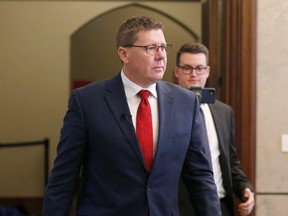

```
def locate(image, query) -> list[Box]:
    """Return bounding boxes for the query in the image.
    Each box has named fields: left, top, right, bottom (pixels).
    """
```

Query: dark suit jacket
left=42, top=73, right=221, bottom=216
left=179, top=100, right=254, bottom=216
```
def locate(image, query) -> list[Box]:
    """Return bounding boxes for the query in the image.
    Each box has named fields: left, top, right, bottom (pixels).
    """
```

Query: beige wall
left=0, top=1, right=200, bottom=197
left=0, top=0, right=124, bottom=197
left=256, top=0, right=288, bottom=215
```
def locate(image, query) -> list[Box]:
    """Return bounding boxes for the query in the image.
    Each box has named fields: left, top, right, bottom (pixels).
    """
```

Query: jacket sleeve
left=228, top=107, right=254, bottom=200
left=42, top=90, right=87, bottom=216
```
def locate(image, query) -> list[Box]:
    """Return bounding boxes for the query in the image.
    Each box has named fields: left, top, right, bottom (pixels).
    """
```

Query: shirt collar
left=121, top=70, right=158, bottom=100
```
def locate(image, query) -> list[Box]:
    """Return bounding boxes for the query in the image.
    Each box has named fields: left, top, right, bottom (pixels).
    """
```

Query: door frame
left=203, top=0, right=257, bottom=204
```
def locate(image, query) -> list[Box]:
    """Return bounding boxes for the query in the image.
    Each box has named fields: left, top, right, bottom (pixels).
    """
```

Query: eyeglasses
left=124, top=44, right=172, bottom=56
left=178, top=65, right=207, bottom=75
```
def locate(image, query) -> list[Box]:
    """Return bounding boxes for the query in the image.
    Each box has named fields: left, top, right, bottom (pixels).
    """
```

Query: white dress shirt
left=201, top=103, right=226, bottom=198
left=121, top=71, right=159, bottom=157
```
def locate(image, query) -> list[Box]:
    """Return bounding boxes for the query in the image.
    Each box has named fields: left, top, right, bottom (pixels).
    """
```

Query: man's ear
left=174, top=66, right=180, bottom=78
left=206, top=66, right=211, bottom=78
left=118, top=47, right=128, bottom=63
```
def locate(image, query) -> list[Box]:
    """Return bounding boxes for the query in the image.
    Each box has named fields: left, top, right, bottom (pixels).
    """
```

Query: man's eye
left=147, top=46, right=156, bottom=50
left=183, top=67, right=192, bottom=70
left=197, top=67, right=205, bottom=70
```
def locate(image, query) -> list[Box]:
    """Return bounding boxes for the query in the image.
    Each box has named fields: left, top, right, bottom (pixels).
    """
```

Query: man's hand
left=238, top=188, right=255, bottom=216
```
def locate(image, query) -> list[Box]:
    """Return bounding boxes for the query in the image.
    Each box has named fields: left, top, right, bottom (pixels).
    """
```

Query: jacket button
left=146, top=185, right=151, bottom=192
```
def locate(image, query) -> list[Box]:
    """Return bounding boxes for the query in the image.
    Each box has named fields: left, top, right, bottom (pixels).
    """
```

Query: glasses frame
left=124, top=44, right=172, bottom=56
left=177, top=65, right=207, bottom=75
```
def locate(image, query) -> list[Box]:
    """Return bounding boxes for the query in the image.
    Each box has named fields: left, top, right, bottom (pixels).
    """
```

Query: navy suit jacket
left=42, top=73, right=221, bottom=216
left=179, top=100, right=253, bottom=216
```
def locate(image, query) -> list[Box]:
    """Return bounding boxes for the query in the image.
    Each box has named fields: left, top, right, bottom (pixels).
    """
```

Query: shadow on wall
left=71, top=3, right=199, bottom=90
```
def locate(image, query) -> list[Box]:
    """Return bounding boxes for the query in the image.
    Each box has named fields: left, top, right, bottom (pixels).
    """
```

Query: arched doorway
left=71, top=3, right=200, bottom=90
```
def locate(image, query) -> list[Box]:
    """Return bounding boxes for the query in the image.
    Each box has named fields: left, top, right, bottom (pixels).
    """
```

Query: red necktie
left=136, top=90, right=153, bottom=172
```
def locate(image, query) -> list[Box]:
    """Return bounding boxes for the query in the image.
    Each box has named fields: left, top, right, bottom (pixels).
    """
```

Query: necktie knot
left=138, top=90, right=150, bottom=100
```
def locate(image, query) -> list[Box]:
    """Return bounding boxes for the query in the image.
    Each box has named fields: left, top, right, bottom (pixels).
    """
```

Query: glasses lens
left=180, top=66, right=192, bottom=74
left=146, top=44, right=172, bottom=55
left=179, top=66, right=206, bottom=75
left=195, top=67, right=206, bottom=74
left=146, top=45, right=158, bottom=55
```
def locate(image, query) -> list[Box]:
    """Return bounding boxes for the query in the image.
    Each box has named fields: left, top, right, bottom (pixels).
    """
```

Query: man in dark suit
left=175, top=42, right=255, bottom=216
left=42, top=16, right=221, bottom=216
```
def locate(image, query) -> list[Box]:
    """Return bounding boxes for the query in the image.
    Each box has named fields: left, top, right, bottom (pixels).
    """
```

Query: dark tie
left=136, top=90, right=153, bottom=172
left=200, top=107, right=212, bottom=169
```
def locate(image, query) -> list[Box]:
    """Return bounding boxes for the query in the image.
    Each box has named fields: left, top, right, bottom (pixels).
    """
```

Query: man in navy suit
left=42, top=16, right=221, bottom=216
left=175, top=43, right=255, bottom=216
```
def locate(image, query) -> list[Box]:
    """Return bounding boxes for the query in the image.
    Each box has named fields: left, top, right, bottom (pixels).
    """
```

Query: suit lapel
left=154, top=82, right=174, bottom=158
left=104, top=78, right=176, bottom=171
left=104, top=74, right=146, bottom=169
